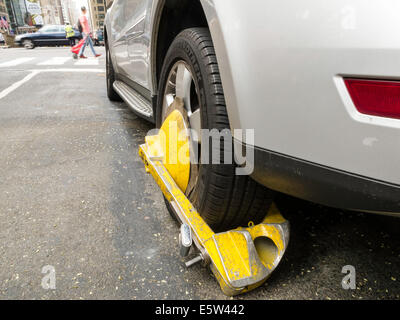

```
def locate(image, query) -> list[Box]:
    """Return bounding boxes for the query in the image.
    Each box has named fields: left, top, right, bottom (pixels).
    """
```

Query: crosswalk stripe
left=74, top=58, right=99, bottom=66
left=37, top=57, right=72, bottom=65
left=0, top=57, right=35, bottom=67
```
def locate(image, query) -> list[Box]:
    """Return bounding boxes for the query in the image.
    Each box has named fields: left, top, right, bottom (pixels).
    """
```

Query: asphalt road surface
left=0, top=47, right=398, bottom=300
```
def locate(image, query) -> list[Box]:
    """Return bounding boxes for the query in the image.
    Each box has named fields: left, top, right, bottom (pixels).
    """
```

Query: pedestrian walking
left=78, top=6, right=101, bottom=59
left=64, top=22, right=75, bottom=47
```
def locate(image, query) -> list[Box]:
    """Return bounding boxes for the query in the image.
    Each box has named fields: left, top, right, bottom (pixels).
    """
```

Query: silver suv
left=105, top=0, right=400, bottom=230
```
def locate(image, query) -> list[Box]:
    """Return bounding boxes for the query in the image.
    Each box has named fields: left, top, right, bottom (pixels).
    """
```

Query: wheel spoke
left=165, top=93, right=175, bottom=109
left=175, top=63, right=193, bottom=112
left=188, top=109, right=201, bottom=143
left=167, top=79, right=176, bottom=88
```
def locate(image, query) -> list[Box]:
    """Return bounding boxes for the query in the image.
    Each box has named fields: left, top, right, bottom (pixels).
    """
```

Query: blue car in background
left=14, top=25, right=81, bottom=49
left=93, top=29, right=104, bottom=46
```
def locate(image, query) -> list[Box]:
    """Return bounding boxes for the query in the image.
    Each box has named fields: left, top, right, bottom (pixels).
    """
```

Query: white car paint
left=105, top=0, right=400, bottom=188
left=200, top=0, right=400, bottom=186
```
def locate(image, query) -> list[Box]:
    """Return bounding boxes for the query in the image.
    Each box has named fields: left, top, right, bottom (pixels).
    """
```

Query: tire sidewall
left=106, top=46, right=115, bottom=94
left=156, top=32, right=211, bottom=131
left=156, top=29, right=225, bottom=218
left=23, top=39, right=34, bottom=49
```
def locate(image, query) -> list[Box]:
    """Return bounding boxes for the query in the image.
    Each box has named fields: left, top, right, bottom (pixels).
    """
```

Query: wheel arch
left=21, top=37, right=34, bottom=43
left=150, top=0, right=240, bottom=132
left=21, top=37, right=35, bottom=48
left=103, top=25, right=108, bottom=47
left=150, top=0, right=207, bottom=93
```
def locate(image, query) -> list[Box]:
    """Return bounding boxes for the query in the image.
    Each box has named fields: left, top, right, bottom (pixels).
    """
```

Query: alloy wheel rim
left=162, top=60, right=202, bottom=195
left=162, top=61, right=201, bottom=141
left=24, top=40, right=33, bottom=49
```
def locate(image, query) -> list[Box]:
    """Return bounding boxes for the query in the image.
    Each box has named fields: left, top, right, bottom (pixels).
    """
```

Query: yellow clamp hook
left=139, top=109, right=289, bottom=296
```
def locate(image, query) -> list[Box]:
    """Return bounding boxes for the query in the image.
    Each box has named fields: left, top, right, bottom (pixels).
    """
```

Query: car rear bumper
left=248, top=143, right=400, bottom=216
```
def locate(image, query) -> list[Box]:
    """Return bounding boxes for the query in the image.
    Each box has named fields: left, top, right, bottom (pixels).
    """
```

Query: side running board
left=113, top=80, right=153, bottom=120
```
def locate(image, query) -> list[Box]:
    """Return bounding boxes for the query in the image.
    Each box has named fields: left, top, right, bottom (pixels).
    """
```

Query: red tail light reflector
left=344, top=78, right=400, bottom=120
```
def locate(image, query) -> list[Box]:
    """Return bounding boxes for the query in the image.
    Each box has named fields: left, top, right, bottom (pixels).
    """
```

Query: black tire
left=23, top=39, right=34, bottom=49
left=157, top=28, right=274, bottom=231
left=106, top=43, right=122, bottom=102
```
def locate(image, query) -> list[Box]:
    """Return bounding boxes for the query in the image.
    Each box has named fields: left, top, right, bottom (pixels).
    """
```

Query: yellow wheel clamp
left=139, top=105, right=289, bottom=296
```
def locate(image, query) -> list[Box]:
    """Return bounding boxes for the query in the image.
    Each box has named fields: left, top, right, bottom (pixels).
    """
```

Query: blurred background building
left=61, top=0, right=79, bottom=25
left=0, top=0, right=10, bottom=23
left=2, top=0, right=39, bottom=33
left=40, top=0, right=63, bottom=25
left=88, top=0, right=108, bottom=30
left=1, top=0, right=107, bottom=34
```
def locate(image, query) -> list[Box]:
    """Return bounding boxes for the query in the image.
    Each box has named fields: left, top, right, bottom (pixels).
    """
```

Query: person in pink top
left=78, top=6, right=101, bottom=59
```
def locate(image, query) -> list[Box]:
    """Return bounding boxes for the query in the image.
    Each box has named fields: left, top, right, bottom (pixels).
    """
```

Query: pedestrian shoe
left=95, top=54, right=101, bottom=58
left=79, top=55, right=87, bottom=59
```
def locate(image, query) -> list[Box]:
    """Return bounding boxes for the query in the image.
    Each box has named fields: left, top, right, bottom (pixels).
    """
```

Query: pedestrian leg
left=86, top=36, right=98, bottom=57
left=79, top=35, right=88, bottom=57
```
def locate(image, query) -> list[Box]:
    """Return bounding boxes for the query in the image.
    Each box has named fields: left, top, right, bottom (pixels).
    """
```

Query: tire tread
left=159, top=28, right=274, bottom=231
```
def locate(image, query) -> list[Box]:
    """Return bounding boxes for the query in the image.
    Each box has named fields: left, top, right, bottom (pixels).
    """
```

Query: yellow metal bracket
left=139, top=109, right=289, bottom=296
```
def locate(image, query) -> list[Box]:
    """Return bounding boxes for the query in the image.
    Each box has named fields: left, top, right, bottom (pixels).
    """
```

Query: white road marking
left=0, top=57, right=35, bottom=68
left=0, top=68, right=105, bottom=101
left=30, top=68, right=105, bottom=73
left=37, top=57, right=72, bottom=65
left=74, top=58, right=99, bottom=66
left=0, top=71, right=39, bottom=100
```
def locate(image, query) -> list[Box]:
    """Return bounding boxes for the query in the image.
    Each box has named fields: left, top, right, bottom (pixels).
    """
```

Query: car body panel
left=106, top=0, right=131, bottom=77
left=106, top=0, right=154, bottom=90
left=201, top=0, right=400, bottom=187
left=15, top=25, right=81, bottom=46
left=105, top=0, right=400, bottom=213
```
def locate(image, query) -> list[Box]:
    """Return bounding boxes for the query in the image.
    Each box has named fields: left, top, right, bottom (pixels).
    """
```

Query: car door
left=35, top=26, right=55, bottom=45
left=46, top=27, right=60, bottom=46
left=109, top=0, right=129, bottom=74
left=124, top=0, right=153, bottom=91
left=55, top=26, right=68, bottom=45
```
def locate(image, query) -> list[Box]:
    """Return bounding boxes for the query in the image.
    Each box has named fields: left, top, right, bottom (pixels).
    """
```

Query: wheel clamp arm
left=139, top=110, right=290, bottom=296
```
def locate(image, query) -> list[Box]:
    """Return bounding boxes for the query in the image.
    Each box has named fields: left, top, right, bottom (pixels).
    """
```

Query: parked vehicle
left=15, top=25, right=81, bottom=49
left=105, top=0, right=400, bottom=230
left=93, top=29, right=104, bottom=46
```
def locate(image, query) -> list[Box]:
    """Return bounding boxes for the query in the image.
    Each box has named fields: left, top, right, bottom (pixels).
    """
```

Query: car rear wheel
left=106, top=44, right=122, bottom=102
left=23, top=39, right=34, bottom=49
left=157, top=28, right=275, bottom=232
